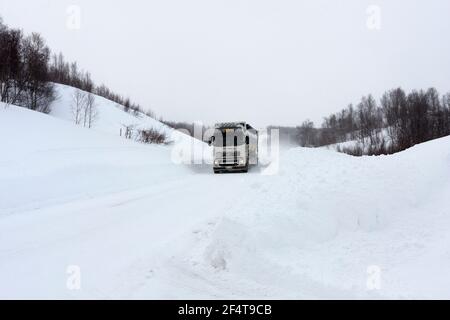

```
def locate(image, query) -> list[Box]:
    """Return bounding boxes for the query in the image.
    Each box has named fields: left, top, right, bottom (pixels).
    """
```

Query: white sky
left=1, top=0, right=450, bottom=127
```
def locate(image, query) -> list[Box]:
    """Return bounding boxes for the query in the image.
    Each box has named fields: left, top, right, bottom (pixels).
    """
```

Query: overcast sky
left=1, top=0, right=450, bottom=127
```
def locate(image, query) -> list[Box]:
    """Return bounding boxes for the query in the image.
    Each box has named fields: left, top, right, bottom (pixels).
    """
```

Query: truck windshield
left=214, top=128, right=245, bottom=147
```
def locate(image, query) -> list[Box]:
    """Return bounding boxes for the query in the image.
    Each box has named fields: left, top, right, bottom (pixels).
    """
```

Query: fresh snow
left=1, top=87, right=450, bottom=299
left=324, top=128, right=393, bottom=154
left=50, top=84, right=170, bottom=137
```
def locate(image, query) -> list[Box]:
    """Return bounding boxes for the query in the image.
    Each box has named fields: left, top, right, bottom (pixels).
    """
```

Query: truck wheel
left=214, top=169, right=221, bottom=174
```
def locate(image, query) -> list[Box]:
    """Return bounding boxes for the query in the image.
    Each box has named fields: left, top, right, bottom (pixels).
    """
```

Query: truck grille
left=216, top=151, right=241, bottom=165
left=218, top=151, right=240, bottom=158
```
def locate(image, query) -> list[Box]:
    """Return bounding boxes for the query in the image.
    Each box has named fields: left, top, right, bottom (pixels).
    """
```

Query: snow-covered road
left=1, top=102, right=450, bottom=299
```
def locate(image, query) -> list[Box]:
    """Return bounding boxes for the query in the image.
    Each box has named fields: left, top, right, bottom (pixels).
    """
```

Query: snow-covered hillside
left=50, top=84, right=172, bottom=138
left=323, top=128, right=393, bottom=154
left=1, top=94, right=450, bottom=299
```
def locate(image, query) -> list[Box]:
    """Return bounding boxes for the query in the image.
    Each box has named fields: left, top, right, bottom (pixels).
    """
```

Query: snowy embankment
left=324, top=128, right=393, bottom=154
left=164, top=141, right=450, bottom=299
left=1, top=88, right=450, bottom=299
left=51, top=83, right=200, bottom=146
left=0, top=84, right=208, bottom=215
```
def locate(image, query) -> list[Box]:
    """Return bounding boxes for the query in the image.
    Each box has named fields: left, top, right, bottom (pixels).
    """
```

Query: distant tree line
left=1, top=17, right=154, bottom=119
left=48, top=52, right=153, bottom=118
left=49, top=53, right=154, bottom=118
left=296, top=88, right=450, bottom=155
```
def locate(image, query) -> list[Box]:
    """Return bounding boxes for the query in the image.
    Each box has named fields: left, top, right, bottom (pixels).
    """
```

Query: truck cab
left=209, top=122, right=258, bottom=174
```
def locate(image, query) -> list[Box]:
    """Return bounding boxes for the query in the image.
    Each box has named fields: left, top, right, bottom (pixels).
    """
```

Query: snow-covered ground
left=323, top=128, right=393, bottom=154
left=50, top=84, right=200, bottom=146
left=1, top=89, right=450, bottom=299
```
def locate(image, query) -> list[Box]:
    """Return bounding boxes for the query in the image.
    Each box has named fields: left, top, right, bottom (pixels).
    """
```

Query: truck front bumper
left=214, top=159, right=247, bottom=172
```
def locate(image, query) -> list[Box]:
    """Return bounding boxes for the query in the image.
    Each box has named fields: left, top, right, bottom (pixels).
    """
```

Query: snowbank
left=139, top=137, right=450, bottom=299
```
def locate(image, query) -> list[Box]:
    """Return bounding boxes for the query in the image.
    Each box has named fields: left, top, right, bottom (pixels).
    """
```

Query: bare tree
left=84, top=93, right=98, bottom=128
left=71, top=89, right=86, bottom=125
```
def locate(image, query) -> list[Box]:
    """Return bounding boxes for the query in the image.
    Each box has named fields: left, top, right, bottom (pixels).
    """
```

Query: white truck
left=208, top=122, right=258, bottom=174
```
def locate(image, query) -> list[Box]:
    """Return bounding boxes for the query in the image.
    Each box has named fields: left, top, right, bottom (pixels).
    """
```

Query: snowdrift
left=0, top=103, right=178, bottom=214
left=138, top=137, right=450, bottom=299
left=0, top=85, right=210, bottom=215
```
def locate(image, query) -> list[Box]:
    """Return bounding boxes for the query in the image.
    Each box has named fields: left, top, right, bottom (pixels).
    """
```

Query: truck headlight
left=239, top=159, right=245, bottom=165
left=214, top=160, right=220, bottom=165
